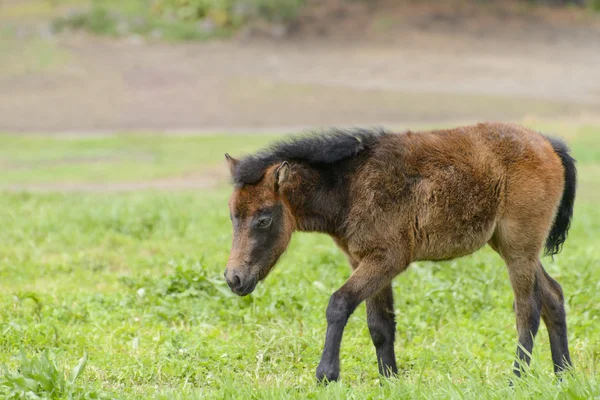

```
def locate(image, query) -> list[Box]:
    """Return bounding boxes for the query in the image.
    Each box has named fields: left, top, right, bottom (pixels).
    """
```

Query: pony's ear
left=225, top=153, right=238, bottom=176
left=274, top=161, right=290, bottom=192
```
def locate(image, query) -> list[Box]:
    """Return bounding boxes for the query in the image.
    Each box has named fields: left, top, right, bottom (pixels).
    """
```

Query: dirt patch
left=0, top=1, right=599, bottom=133
left=0, top=153, right=155, bottom=170
left=1, top=33, right=599, bottom=133
left=0, top=165, right=228, bottom=192
left=0, top=178, right=215, bottom=193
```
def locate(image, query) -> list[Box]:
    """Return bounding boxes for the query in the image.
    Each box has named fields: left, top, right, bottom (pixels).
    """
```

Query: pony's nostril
left=231, top=274, right=241, bottom=288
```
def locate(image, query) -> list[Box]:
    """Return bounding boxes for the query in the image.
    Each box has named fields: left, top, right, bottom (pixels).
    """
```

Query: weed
left=0, top=350, right=108, bottom=399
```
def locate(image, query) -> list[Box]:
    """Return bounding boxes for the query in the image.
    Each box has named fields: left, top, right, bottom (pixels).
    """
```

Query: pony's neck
left=283, top=164, right=348, bottom=237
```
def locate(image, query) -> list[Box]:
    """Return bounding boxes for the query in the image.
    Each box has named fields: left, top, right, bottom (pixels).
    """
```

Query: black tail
left=544, top=136, right=577, bottom=257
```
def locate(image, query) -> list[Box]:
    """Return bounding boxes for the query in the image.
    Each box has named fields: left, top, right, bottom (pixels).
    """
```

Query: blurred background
left=1, top=0, right=599, bottom=133
left=1, top=0, right=600, bottom=190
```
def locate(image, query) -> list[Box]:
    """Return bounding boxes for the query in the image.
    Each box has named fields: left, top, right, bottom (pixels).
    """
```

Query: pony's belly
left=413, top=218, right=497, bottom=261
left=414, top=234, right=490, bottom=261
left=411, top=174, right=502, bottom=262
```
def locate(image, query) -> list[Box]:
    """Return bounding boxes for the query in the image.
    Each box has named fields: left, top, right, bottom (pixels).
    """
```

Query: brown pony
left=224, top=122, right=576, bottom=382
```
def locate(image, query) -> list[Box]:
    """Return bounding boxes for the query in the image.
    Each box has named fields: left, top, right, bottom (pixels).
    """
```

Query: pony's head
left=224, top=154, right=295, bottom=296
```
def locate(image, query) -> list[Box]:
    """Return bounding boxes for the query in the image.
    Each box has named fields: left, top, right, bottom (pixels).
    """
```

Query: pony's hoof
left=316, top=365, right=339, bottom=384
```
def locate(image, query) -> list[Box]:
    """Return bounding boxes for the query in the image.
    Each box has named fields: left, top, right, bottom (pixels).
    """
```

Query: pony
left=223, top=122, right=576, bottom=382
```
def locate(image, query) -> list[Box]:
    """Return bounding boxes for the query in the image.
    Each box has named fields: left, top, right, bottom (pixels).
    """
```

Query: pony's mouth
left=231, top=275, right=258, bottom=296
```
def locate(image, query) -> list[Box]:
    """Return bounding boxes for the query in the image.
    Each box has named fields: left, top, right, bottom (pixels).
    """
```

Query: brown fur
left=224, top=122, right=574, bottom=382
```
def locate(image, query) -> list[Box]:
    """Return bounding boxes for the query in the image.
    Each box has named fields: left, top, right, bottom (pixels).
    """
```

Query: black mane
left=233, top=128, right=387, bottom=185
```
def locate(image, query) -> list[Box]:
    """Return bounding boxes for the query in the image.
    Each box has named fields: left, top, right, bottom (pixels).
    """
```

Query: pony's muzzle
left=224, top=267, right=257, bottom=296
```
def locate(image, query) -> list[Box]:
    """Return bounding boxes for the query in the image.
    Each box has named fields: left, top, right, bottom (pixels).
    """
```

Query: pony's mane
left=233, top=127, right=387, bottom=185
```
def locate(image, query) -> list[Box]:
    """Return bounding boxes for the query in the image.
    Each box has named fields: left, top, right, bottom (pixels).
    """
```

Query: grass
left=50, top=2, right=230, bottom=41
left=3, top=0, right=298, bottom=41
left=0, top=134, right=277, bottom=185
left=0, top=123, right=599, bottom=398
left=0, top=0, right=233, bottom=41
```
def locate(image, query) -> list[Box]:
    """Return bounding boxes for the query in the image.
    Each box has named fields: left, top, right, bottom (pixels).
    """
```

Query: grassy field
left=0, top=0, right=243, bottom=41
left=0, top=134, right=278, bottom=185
left=0, top=123, right=599, bottom=399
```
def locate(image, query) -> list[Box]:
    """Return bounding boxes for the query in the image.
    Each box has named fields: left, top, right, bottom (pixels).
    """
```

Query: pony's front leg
left=316, top=250, right=406, bottom=383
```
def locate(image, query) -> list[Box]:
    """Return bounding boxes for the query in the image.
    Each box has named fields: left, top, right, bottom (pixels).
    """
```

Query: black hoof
left=316, top=365, right=339, bottom=384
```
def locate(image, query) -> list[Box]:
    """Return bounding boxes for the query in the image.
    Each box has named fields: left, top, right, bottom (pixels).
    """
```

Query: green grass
left=44, top=0, right=301, bottom=41
left=0, top=0, right=232, bottom=41
left=50, top=1, right=230, bottom=41
left=0, top=0, right=83, bottom=19
left=10, top=0, right=306, bottom=41
left=0, top=124, right=599, bottom=398
left=0, top=134, right=276, bottom=185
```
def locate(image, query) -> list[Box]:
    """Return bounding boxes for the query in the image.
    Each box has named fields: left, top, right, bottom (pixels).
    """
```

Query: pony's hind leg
left=505, top=256, right=543, bottom=376
left=539, top=265, right=572, bottom=373
left=490, top=215, right=556, bottom=376
left=488, top=144, right=569, bottom=377
left=500, top=258, right=572, bottom=376
left=366, top=284, right=398, bottom=377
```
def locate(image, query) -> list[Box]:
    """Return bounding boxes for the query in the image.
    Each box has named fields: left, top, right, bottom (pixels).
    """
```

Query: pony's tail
left=544, top=136, right=577, bottom=257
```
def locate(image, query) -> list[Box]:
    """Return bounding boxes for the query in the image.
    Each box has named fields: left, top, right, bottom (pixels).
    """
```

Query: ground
left=0, top=124, right=599, bottom=399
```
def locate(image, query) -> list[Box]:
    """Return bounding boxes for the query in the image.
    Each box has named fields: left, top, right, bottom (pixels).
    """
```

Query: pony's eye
left=256, top=216, right=272, bottom=229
